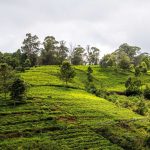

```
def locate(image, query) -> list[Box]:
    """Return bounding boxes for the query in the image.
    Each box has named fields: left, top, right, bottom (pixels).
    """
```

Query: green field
left=0, top=66, right=150, bottom=149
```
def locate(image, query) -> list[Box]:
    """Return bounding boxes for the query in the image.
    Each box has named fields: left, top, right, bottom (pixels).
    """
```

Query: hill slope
left=0, top=66, right=150, bottom=149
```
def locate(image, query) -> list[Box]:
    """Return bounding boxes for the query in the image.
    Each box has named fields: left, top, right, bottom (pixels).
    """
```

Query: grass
left=0, top=65, right=150, bottom=149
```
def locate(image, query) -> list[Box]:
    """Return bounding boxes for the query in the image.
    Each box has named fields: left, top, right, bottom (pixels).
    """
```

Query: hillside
left=0, top=66, right=150, bottom=150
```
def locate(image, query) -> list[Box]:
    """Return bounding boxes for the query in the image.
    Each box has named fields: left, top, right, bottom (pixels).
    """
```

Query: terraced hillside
left=0, top=66, right=150, bottom=149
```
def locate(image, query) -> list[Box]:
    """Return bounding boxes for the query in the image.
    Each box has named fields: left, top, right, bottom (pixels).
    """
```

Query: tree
left=40, top=36, right=59, bottom=65
left=24, top=59, right=31, bottom=68
left=135, top=66, right=141, bottom=77
left=60, top=61, right=75, bottom=85
left=136, top=100, right=148, bottom=115
left=142, top=54, right=150, bottom=69
left=143, top=85, right=150, bottom=100
left=87, top=66, right=93, bottom=82
left=140, top=61, right=148, bottom=74
left=0, top=63, right=14, bottom=100
left=0, top=52, right=19, bottom=69
left=100, top=54, right=116, bottom=68
left=57, top=41, right=68, bottom=65
left=125, top=77, right=142, bottom=96
left=117, top=52, right=131, bottom=70
left=71, top=45, right=85, bottom=65
left=86, top=46, right=100, bottom=65
left=117, top=43, right=140, bottom=60
left=21, top=33, right=40, bottom=66
left=102, top=43, right=141, bottom=70
left=10, top=78, right=26, bottom=106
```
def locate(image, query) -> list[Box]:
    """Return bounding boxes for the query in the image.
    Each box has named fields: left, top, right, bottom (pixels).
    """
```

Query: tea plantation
left=0, top=66, right=150, bottom=149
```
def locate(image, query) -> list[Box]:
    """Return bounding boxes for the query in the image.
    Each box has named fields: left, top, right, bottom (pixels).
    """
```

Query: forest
left=0, top=33, right=150, bottom=150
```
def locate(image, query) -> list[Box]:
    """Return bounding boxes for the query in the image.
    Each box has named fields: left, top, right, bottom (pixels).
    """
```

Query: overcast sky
left=0, top=0, right=150, bottom=56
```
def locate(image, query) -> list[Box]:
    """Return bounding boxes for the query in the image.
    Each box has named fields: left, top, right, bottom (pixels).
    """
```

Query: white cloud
left=0, top=0, right=150, bottom=55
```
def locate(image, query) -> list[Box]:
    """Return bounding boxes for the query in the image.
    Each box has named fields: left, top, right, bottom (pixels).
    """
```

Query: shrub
left=10, top=78, right=26, bottom=106
left=125, top=77, right=142, bottom=96
left=85, top=82, right=97, bottom=94
left=24, top=67, right=30, bottom=70
left=144, top=85, right=150, bottom=100
left=87, top=66, right=93, bottom=82
left=140, top=61, right=148, bottom=74
left=136, top=100, right=148, bottom=115
left=146, top=136, right=150, bottom=147
left=95, top=88, right=108, bottom=99
left=24, top=58, right=31, bottom=68
left=15, top=66, right=25, bottom=72
left=135, top=67, right=141, bottom=77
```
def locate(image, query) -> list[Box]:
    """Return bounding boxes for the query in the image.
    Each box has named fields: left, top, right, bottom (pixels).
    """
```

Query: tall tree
left=117, top=51, right=131, bottom=70
left=40, top=36, right=59, bottom=65
left=100, top=54, right=116, bottom=68
left=57, top=41, right=68, bottom=65
left=117, top=43, right=141, bottom=60
left=71, top=45, right=85, bottom=65
left=100, top=43, right=141, bottom=70
left=21, top=33, right=40, bottom=66
left=86, top=46, right=100, bottom=65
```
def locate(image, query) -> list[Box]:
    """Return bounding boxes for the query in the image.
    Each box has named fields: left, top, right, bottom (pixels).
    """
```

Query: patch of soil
left=58, top=116, right=77, bottom=123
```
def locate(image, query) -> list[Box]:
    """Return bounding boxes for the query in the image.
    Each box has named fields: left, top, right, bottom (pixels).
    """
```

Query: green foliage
left=136, top=100, right=148, bottom=115
left=71, top=45, right=85, bottom=65
left=95, top=88, right=108, bottom=99
left=21, top=33, right=40, bottom=66
left=140, top=61, right=148, bottom=74
left=40, top=37, right=68, bottom=65
left=1, top=65, right=150, bottom=149
left=135, top=66, right=141, bottom=77
left=10, top=78, right=26, bottom=106
left=57, top=41, right=68, bottom=65
left=117, top=51, right=131, bottom=70
left=146, top=136, right=150, bottom=148
left=100, top=54, right=115, bottom=68
left=100, top=43, right=143, bottom=71
left=60, top=61, right=75, bottom=85
left=86, top=46, right=100, bottom=65
left=85, top=82, right=97, bottom=94
left=40, top=36, right=59, bottom=65
left=87, top=66, right=93, bottom=82
left=118, top=43, right=140, bottom=59
left=144, top=85, right=150, bottom=99
left=99, top=125, right=145, bottom=150
left=129, top=64, right=135, bottom=72
left=0, top=63, right=15, bottom=100
left=125, top=77, right=142, bottom=96
left=15, top=66, right=25, bottom=72
left=24, top=59, right=31, bottom=68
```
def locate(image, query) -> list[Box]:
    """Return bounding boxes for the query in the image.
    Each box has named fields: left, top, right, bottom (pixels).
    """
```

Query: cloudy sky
left=0, top=0, right=150, bottom=55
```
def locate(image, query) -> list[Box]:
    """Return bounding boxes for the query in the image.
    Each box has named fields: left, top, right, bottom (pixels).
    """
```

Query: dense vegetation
left=0, top=65, right=150, bottom=149
left=1, top=33, right=150, bottom=71
left=0, top=33, right=150, bottom=149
